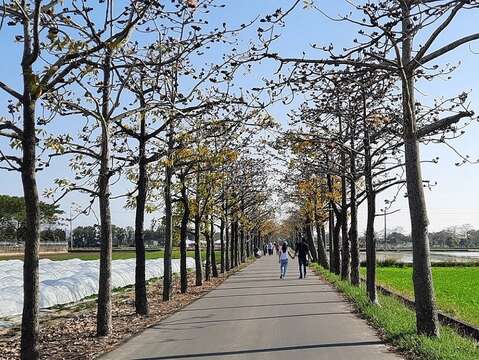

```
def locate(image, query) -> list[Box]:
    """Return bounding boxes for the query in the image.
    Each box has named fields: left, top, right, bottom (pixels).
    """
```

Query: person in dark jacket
left=295, top=238, right=310, bottom=279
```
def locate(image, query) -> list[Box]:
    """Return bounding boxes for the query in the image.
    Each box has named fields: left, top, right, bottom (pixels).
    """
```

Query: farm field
left=361, top=266, right=479, bottom=327
left=0, top=249, right=220, bottom=261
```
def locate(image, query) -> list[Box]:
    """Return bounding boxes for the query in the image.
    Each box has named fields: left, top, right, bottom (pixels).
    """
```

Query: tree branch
left=418, top=33, right=479, bottom=66
left=417, top=111, right=473, bottom=138
left=0, top=80, right=22, bottom=100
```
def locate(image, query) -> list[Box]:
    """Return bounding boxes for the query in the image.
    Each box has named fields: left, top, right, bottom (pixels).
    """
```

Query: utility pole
left=383, top=208, right=386, bottom=249
left=69, top=205, right=73, bottom=251
left=375, top=208, right=400, bottom=250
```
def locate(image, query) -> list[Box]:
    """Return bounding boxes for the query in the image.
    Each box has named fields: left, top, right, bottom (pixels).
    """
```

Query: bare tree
left=266, top=0, right=477, bottom=335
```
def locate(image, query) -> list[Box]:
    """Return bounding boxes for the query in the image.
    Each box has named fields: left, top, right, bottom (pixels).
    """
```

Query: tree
left=42, top=0, right=159, bottom=337
left=266, top=0, right=478, bottom=335
left=0, top=195, right=62, bottom=243
left=72, top=226, right=99, bottom=248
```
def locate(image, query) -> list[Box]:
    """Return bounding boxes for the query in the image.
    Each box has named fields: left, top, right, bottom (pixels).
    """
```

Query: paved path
left=102, top=256, right=401, bottom=360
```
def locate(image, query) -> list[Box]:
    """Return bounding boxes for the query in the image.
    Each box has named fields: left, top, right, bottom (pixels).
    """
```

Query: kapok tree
left=265, top=0, right=477, bottom=335
left=0, top=0, right=154, bottom=356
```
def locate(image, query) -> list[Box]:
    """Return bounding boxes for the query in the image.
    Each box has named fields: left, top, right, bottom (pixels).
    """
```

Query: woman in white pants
left=279, top=242, right=293, bottom=279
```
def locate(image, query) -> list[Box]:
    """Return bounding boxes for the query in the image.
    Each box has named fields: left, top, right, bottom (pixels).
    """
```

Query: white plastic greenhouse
left=0, top=257, right=195, bottom=318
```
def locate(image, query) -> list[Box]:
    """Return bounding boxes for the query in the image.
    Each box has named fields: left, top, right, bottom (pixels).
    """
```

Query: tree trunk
left=220, top=215, right=225, bottom=273
left=340, top=176, right=350, bottom=281
left=179, top=175, right=189, bottom=294
left=401, top=4, right=439, bottom=336
left=194, top=171, right=202, bottom=286
left=235, top=220, right=240, bottom=267
left=365, top=190, right=377, bottom=304
left=321, top=226, right=326, bottom=251
left=211, top=218, right=218, bottom=277
left=304, top=218, right=318, bottom=263
left=328, top=206, right=335, bottom=273
left=349, top=184, right=359, bottom=286
left=225, top=202, right=230, bottom=271
left=314, top=213, right=329, bottom=269
left=333, top=211, right=341, bottom=276
left=134, top=127, right=148, bottom=315
left=194, top=214, right=202, bottom=286
left=163, top=124, right=174, bottom=301
left=350, top=126, right=360, bottom=286
left=230, top=219, right=235, bottom=268
left=205, top=223, right=211, bottom=282
left=339, top=111, right=350, bottom=281
left=97, top=53, right=113, bottom=336
left=363, top=89, right=377, bottom=304
left=20, top=61, right=40, bottom=359
left=240, top=224, right=245, bottom=263
left=327, top=173, right=336, bottom=273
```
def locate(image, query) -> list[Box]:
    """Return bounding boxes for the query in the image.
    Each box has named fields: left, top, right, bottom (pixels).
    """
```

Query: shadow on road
left=158, top=311, right=352, bottom=326
left=133, top=340, right=385, bottom=359
left=213, top=283, right=330, bottom=291
left=203, top=290, right=337, bottom=299
left=182, top=300, right=344, bottom=312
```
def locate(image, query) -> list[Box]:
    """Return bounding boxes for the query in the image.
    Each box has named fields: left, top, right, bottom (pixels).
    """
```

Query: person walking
left=279, top=241, right=292, bottom=279
left=267, top=241, right=273, bottom=255
left=295, top=238, right=310, bottom=279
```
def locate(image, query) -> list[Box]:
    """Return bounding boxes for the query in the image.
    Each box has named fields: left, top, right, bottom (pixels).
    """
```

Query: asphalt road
left=102, top=255, right=401, bottom=360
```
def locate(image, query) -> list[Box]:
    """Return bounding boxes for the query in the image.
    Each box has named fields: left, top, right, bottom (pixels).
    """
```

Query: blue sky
left=1, top=0, right=478, bottom=233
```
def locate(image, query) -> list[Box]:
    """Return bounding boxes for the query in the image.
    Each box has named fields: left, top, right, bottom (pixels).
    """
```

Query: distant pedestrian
left=263, top=243, right=268, bottom=256
left=274, top=242, right=280, bottom=255
left=267, top=242, right=273, bottom=255
left=295, top=238, right=311, bottom=279
left=279, top=241, right=293, bottom=279
left=254, top=246, right=262, bottom=258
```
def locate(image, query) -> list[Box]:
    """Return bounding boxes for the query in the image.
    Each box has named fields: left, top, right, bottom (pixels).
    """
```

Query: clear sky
left=1, top=0, right=478, bottom=234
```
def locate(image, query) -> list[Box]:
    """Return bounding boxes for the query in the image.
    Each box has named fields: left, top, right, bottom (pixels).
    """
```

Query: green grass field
left=360, top=266, right=479, bottom=327
left=0, top=249, right=220, bottom=262
left=315, top=265, right=479, bottom=360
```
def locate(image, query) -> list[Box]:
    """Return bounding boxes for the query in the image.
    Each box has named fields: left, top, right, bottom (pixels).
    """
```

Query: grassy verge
left=360, top=266, right=479, bottom=327
left=313, top=264, right=479, bottom=360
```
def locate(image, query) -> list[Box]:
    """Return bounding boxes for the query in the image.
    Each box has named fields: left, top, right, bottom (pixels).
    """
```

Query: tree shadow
left=214, top=283, right=329, bottom=291
left=203, top=290, right=338, bottom=299
left=157, top=311, right=352, bottom=327
left=182, top=300, right=344, bottom=312
left=133, top=340, right=386, bottom=359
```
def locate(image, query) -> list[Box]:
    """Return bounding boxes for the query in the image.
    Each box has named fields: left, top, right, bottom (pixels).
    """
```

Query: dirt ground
left=0, top=266, right=244, bottom=360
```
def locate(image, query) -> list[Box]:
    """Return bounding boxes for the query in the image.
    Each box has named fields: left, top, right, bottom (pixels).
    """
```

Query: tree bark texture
left=20, top=61, right=40, bottom=360
left=340, top=175, right=350, bottom=281
left=333, top=211, right=341, bottom=276
left=230, top=219, right=235, bottom=268
left=401, top=3, right=439, bottom=336
left=163, top=124, right=174, bottom=301
left=328, top=207, right=335, bottom=273
left=220, top=216, right=225, bottom=273
left=314, top=215, right=329, bottom=269
left=134, top=126, right=148, bottom=315
left=240, top=225, right=245, bottom=263
left=97, top=53, right=113, bottom=336
left=224, top=200, right=230, bottom=271
left=349, top=127, right=360, bottom=286
left=304, top=218, right=318, bottom=263
left=205, top=223, right=211, bottom=282
left=194, top=214, right=202, bottom=286
left=179, top=176, right=189, bottom=294
left=363, top=91, right=377, bottom=304
left=211, top=218, right=218, bottom=277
